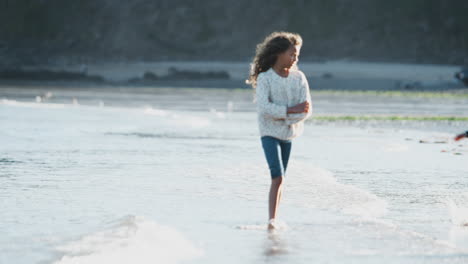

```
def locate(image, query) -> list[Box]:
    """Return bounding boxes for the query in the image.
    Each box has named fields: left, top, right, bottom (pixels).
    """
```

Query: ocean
left=1, top=85, right=467, bottom=264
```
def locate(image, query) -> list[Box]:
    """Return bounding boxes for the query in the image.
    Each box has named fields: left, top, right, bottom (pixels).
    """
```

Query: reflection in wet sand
left=263, top=229, right=289, bottom=258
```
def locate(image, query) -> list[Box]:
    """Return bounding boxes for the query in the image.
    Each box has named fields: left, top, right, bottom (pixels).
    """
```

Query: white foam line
left=1, top=98, right=213, bottom=128
left=1, top=98, right=66, bottom=108
left=52, top=215, right=203, bottom=264
left=353, top=217, right=467, bottom=255
left=284, top=162, right=389, bottom=219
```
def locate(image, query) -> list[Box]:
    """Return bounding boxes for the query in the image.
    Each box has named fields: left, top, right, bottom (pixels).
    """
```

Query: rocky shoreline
left=0, top=61, right=467, bottom=92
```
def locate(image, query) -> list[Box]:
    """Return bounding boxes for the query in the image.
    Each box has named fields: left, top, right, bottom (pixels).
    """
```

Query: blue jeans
left=260, top=136, right=292, bottom=179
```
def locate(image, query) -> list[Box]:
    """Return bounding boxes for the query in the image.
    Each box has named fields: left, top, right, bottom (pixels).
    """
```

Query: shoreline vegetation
left=1, top=94, right=466, bottom=122
left=309, top=115, right=468, bottom=122
left=311, top=90, right=468, bottom=98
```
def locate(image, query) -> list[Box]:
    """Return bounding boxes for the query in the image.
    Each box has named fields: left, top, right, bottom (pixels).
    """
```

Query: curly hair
left=246, top=31, right=303, bottom=88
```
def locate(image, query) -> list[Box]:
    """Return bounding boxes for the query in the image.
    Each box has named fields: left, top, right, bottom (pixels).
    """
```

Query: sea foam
left=52, top=215, right=203, bottom=264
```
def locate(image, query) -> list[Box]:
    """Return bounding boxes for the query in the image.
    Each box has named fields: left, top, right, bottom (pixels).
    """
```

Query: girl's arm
left=272, top=103, right=308, bottom=121
left=255, top=74, right=288, bottom=119
left=285, top=73, right=313, bottom=125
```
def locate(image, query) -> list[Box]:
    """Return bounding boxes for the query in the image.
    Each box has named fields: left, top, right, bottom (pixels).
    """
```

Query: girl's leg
left=261, top=136, right=285, bottom=222
left=269, top=176, right=283, bottom=221
left=277, top=140, right=292, bottom=205
left=280, top=140, right=292, bottom=173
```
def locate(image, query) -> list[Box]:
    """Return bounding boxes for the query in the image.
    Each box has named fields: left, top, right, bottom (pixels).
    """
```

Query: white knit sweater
left=254, top=67, right=313, bottom=140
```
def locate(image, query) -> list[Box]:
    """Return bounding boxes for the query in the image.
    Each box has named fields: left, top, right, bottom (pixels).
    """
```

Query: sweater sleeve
left=255, top=73, right=288, bottom=119
left=285, top=72, right=313, bottom=125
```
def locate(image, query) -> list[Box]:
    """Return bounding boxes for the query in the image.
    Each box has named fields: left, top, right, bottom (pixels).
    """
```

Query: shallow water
left=1, top=86, right=468, bottom=264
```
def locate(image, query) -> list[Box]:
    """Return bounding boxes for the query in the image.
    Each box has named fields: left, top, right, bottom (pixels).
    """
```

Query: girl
left=246, top=31, right=312, bottom=229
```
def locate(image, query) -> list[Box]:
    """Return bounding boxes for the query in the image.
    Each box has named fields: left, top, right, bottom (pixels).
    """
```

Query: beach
left=1, top=61, right=468, bottom=263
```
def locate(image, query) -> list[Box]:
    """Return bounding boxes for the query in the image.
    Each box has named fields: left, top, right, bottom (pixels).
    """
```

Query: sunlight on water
left=0, top=86, right=467, bottom=264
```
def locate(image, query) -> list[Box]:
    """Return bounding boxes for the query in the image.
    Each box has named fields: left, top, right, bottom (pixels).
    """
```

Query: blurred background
left=1, top=0, right=468, bottom=65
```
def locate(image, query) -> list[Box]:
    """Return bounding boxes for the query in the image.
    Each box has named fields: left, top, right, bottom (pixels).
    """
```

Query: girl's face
left=277, top=45, right=301, bottom=69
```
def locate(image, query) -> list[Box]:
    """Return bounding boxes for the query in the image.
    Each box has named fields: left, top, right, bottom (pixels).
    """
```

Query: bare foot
left=268, top=219, right=276, bottom=230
